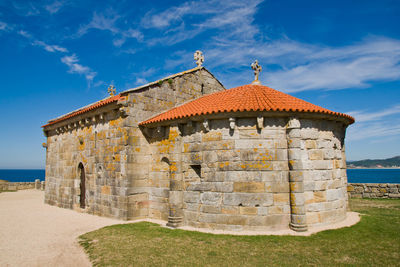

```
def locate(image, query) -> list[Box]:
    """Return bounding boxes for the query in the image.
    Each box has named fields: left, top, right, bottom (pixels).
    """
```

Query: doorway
left=78, top=163, right=86, bottom=208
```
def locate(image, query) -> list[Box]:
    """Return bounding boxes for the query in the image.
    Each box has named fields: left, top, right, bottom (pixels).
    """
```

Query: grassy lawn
left=79, top=198, right=400, bottom=266
left=0, top=189, right=16, bottom=193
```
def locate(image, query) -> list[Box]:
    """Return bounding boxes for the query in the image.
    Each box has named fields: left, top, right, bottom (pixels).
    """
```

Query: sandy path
left=0, top=190, right=123, bottom=267
left=0, top=190, right=360, bottom=266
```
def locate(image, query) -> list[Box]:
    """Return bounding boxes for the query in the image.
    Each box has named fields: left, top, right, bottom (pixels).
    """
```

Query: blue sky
left=0, top=0, right=399, bottom=168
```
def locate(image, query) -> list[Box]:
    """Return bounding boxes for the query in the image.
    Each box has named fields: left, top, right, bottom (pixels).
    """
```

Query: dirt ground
left=0, top=190, right=121, bottom=267
left=0, top=190, right=360, bottom=266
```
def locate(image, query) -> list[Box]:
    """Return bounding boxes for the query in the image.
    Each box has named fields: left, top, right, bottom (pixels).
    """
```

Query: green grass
left=0, top=189, right=16, bottom=193
left=79, top=198, right=400, bottom=266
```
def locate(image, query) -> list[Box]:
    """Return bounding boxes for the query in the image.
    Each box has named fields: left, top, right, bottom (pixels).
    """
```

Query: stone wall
left=0, top=180, right=45, bottom=191
left=299, top=119, right=348, bottom=226
left=121, top=68, right=225, bottom=221
left=44, top=108, right=131, bottom=219
left=146, top=114, right=348, bottom=231
left=183, top=118, right=290, bottom=231
left=347, top=183, right=400, bottom=199
left=43, top=67, right=224, bottom=220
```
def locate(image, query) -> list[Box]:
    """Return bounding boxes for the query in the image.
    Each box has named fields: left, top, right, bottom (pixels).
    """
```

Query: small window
left=190, top=164, right=201, bottom=178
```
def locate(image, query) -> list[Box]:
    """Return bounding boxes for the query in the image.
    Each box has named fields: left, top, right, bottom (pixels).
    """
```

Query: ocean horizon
left=0, top=169, right=45, bottom=182
left=0, top=168, right=399, bottom=184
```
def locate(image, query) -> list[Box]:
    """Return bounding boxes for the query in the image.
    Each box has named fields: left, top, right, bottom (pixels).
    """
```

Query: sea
left=0, top=169, right=45, bottom=182
left=0, top=168, right=399, bottom=184
left=346, top=169, right=400, bottom=184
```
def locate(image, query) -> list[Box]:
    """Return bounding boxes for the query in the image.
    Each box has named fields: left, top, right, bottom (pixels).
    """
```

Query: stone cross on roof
left=108, top=85, right=116, bottom=96
left=194, top=50, right=204, bottom=67
left=251, top=60, right=262, bottom=85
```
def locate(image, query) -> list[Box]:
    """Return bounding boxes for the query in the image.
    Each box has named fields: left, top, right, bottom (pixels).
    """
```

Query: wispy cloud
left=266, top=37, right=400, bottom=92
left=45, top=0, right=66, bottom=14
left=347, top=122, right=400, bottom=141
left=11, top=1, right=40, bottom=16
left=33, top=40, right=68, bottom=53
left=144, top=1, right=400, bottom=92
left=187, top=36, right=400, bottom=91
left=78, top=11, right=120, bottom=36
left=61, top=54, right=97, bottom=83
left=142, top=0, right=262, bottom=46
left=125, top=68, right=157, bottom=88
left=14, top=27, right=96, bottom=86
left=346, top=105, right=400, bottom=141
left=77, top=10, right=142, bottom=47
left=347, top=105, right=400, bottom=122
left=141, top=3, right=193, bottom=29
left=112, top=28, right=143, bottom=47
left=0, top=21, right=10, bottom=31
left=134, top=77, right=148, bottom=86
left=17, top=29, right=33, bottom=38
left=17, top=29, right=68, bottom=53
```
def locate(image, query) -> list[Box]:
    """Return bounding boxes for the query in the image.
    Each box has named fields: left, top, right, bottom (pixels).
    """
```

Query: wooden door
left=79, top=164, right=86, bottom=208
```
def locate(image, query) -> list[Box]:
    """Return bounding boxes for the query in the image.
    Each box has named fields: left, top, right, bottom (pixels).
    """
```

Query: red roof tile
left=42, top=94, right=124, bottom=127
left=139, top=84, right=354, bottom=125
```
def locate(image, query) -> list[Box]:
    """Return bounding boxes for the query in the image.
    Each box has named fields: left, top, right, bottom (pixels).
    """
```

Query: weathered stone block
left=201, top=205, right=221, bottom=214
left=389, top=188, right=399, bottom=194
left=268, top=205, right=290, bottom=214
left=309, top=150, right=324, bottom=160
left=233, top=182, right=265, bottom=193
left=314, top=191, right=326, bottom=202
left=273, top=193, right=290, bottom=204
left=183, top=191, right=200, bottom=203
left=305, top=140, right=317, bottom=149
left=300, top=128, right=319, bottom=139
left=185, top=203, right=199, bottom=211
left=312, top=160, right=333, bottom=170
left=239, top=206, right=258, bottom=215
left=101, top=185, right=111, bottom=195
left=271, top=182, right=290, bottom=193
left=303, top=181, right=315, bottom=191
left=223, top=193, right=273, bottom=207
left=216, top=214, right=247, bottom=225
left=186, top=182, right=214, bottom=192
left=214, top=182, right=233, bottom=193
left=203, top=150, right=218, bottom=163
left=306, top=212, right=321, bottom=224
left=202, top=131, right=222, bottom=142
left=200, top=192, right=222, bottom=205
left=306, top=202, right=324, bottom=212
left=184, top=211, right=199, bottom=222
left=221, top=205, right=239, bottom=215
left=257, top=207, right=268, bottom=215
left=198, top=213, right=217, bottom=223
left=326, top=189, right=340, bottom=201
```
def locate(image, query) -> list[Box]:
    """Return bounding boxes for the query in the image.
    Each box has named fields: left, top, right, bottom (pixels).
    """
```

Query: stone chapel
left=42, top=52, right=354, bottom=232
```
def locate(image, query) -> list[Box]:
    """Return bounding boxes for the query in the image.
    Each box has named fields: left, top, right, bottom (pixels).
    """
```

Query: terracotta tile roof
left=139, top=84, right=354, bottom=126
left=42, top=94, right=124, bottom=127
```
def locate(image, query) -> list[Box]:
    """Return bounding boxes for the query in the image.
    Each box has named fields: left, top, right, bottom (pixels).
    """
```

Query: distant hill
left=347, top=156, right=400, bottom=168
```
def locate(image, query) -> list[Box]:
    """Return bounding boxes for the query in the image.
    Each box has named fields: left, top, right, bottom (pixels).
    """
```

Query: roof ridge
left=121, top=66, right=225, bottom=94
